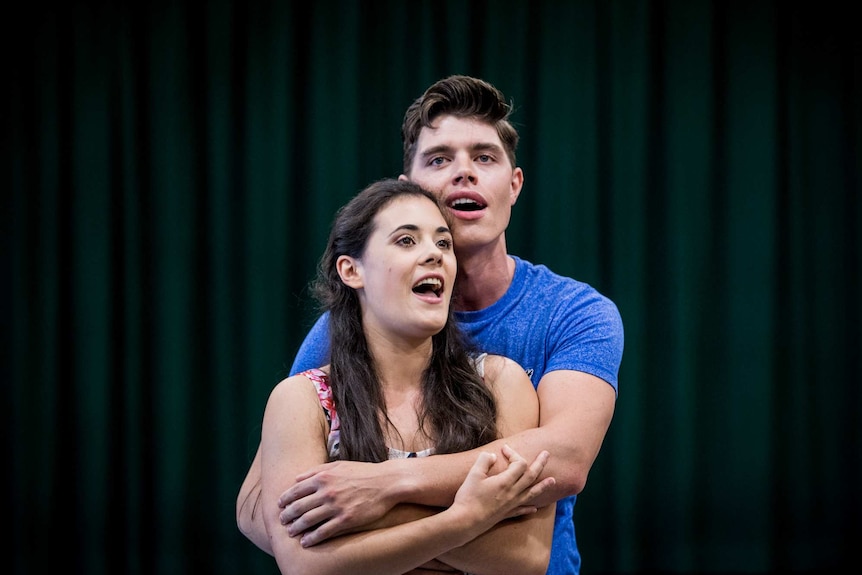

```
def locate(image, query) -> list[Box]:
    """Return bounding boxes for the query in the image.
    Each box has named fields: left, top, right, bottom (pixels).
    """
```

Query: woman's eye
left=396, top=236, right=416, bottom=246
left=437, top=238, right=453, bottom=249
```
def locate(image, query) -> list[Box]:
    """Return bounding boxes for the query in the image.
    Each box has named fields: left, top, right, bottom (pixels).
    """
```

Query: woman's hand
left=449, top=445, right=554, bottom=533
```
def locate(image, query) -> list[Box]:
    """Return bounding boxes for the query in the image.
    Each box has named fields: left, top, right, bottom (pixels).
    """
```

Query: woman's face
left=339, top=195, right=457, bottom=344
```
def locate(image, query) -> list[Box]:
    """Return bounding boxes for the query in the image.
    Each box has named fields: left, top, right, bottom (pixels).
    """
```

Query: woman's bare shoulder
left=482, top=354, right=530, bottom=386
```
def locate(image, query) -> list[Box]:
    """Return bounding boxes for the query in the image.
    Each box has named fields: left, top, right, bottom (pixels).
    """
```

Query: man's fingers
left=294, top=466, right=324, bottom=482
left=278, top=464, right=334, bottom=508
left=298, top=516, right=348, bottom=547
left=279, top=492, right=322, bottom=524
left=278, top=479, right=318, bottom=509
left=281, top=496, right=332, bottom=530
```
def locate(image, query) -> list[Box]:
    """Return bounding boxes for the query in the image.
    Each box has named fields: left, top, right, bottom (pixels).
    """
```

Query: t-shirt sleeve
left=288, top=312, right=332, bottom=376
left=545, top=292, right=624, bottom=395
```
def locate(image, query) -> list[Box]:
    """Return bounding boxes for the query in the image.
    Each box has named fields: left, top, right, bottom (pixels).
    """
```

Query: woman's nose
left=423, top=244, right=443, bottom=264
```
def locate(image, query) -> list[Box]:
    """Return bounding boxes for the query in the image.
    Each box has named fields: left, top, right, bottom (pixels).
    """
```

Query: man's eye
left=429, top=157, right=446, bottom=166
left=477, top=154, right=492, bottom=163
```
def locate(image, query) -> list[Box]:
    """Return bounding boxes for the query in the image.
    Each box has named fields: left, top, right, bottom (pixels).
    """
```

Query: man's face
left=405, top=115, right=523, bottom=255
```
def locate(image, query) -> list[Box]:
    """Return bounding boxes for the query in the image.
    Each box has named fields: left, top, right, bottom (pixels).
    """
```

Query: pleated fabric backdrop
left=5, top=1, right=860, bottom=573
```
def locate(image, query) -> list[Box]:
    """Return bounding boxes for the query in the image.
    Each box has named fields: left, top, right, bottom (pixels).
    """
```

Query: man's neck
left=452, top=244, right=514, bottom=312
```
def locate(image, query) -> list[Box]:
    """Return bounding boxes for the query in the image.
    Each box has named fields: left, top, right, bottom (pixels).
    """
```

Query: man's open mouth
left=448, top=197, right=485, bottom=212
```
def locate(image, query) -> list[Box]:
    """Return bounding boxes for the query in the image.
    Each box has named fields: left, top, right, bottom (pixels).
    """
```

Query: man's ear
left=336, top=255, right=364, bottom=288
left=510, top=167, right=524, bottom=206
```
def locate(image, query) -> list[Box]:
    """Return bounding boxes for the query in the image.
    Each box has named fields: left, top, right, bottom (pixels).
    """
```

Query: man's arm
left=280, top=369, right=615, bottom=546
left=239, top=448, right=551, bottom=572
left=261, top=375, right=555, bottom=575
left=439, top=357, right=555, bottom=574
left=334, top=459, right=556, bottom=575
left=283, top=357, right=556, bottom=575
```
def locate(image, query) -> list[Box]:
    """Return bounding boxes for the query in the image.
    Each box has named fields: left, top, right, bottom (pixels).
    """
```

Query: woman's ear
left=336, top=255, right=364, bottom=288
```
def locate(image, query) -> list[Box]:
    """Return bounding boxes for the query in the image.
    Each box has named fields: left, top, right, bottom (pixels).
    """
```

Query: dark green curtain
left=5, top=1, right=860, bottom=573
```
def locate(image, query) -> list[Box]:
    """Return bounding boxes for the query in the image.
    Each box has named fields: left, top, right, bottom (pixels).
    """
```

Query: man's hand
left=279, top=460, right=399, bottom=547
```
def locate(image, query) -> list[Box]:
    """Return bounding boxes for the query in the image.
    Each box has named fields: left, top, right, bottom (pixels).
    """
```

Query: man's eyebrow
left=469, top=142, right=505, bottom=154
left=419, top=142, right=504, bottom=158
left=419, top=144, right=453, bottom=159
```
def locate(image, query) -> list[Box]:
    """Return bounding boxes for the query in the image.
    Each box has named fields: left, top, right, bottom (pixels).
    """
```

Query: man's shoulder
left=511, top=256, right=621, bottom=325
left=513, top=256, right=605, bottom=298
left=513, top=255, right=577, bottom=281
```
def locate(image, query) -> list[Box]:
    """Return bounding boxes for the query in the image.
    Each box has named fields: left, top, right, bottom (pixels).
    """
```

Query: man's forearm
left=246, top=419, right=587, bottom=554
left=384, top=451, right=475, bottom=507
left=390, top=432, right=569, bottom=508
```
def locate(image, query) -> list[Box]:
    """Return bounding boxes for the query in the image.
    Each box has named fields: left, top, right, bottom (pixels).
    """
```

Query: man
left=237, top=75, right=624, bottom=575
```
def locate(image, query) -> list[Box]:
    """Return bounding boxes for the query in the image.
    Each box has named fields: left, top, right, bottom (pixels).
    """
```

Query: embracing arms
left=245, top=366, right=615, bottom=546
left=240, top=358, right=609, bottom=574
left=255, top=364, right=556, bottom=575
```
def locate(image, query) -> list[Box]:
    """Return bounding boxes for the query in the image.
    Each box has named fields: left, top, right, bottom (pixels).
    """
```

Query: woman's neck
left=366, top=335, right=432, bottom=393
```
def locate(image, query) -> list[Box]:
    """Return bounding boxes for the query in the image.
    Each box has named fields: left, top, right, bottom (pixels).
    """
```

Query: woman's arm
left=236, top=314, right=330, bottom=555
left=261, top=373, right=551, bottom=575
left=436, top=356, right=554, bottom=575
left=236, top=445, right=269, bottom=553
left=328, top=357, right=555, bottom=575
left=355, top=456, right=554, bottom=575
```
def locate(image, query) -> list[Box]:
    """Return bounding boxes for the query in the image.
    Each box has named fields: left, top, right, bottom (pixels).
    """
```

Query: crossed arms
left=239, top=363, right=616, bottom=573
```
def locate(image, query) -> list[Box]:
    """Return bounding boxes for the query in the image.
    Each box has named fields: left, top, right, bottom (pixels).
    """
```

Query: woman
left=258, top=179, right=555, bottom=574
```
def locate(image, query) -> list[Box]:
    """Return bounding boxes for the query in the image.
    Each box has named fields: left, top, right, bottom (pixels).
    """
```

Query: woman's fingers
left=497, top=445, right=550, bottom=491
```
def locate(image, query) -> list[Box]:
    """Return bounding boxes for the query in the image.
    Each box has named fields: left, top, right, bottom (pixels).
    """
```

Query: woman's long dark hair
left=312, top=179, right=499, bottom=463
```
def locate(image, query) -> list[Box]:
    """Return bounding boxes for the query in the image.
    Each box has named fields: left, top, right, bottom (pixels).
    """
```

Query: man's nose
left=452, top=156, right=477, bottom=184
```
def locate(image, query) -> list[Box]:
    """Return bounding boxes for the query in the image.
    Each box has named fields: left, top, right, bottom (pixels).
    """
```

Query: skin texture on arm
left=431, top=356, right=555, bottom=574
left=236, top=444, right=269, bottom=553
left=260, top=373, right=552, bottom=575
left=236, top=313, right=329, bottom=555
left=282, top=356, right=556, bottom=575
left=280, top=367, right=616, bottom=546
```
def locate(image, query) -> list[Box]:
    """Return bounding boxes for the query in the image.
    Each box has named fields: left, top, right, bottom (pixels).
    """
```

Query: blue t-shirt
left=289, top=255, right=624, bottom=575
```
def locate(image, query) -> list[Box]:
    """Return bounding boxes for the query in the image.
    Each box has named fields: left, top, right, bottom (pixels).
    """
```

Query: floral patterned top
left=301, top=356, right=487, bottom=575
left=300, top=368, right=433, bottom=460
left=301, top=353, right=487, bottom=461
